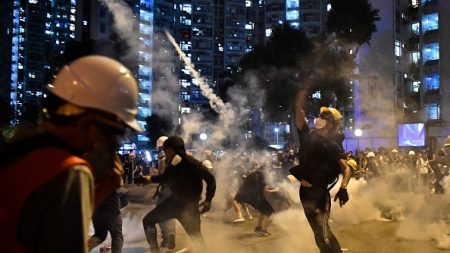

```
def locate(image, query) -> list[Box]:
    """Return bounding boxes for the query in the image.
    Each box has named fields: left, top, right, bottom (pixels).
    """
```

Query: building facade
left=298, top=0, right=329, bottom=37
left=395, top=0, right=450, bottom=149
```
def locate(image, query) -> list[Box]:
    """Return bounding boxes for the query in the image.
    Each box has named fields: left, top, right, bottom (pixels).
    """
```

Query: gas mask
left=314, top=117, right=327, bottom=129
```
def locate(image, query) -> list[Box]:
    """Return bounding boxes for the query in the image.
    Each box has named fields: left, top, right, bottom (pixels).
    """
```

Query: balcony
left=423, top=59, right=439, bottom=73
left=424, top=89, right=440, bottom=103
left=409, top=64, right=420, bottom=79
left=423, top=29, right=439, bottom=44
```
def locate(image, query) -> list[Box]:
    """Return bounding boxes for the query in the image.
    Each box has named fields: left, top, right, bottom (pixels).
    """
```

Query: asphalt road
left=93, top=184, right=449, bottom=253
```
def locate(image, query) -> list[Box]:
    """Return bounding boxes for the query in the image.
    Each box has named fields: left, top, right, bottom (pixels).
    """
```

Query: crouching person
left=140, top=136, right=216, bottom=253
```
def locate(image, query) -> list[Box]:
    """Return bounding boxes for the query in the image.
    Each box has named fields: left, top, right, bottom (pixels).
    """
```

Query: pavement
left=92, top=184, right=449, bottom=253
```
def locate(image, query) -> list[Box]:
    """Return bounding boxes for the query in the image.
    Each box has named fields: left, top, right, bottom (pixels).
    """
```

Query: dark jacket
left=151, top=155, right=216, bottom=203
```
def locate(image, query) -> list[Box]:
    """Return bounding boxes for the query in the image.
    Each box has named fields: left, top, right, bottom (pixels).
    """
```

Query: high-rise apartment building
left=298, top=0, right=329, bottom=37
left=395, top=0, right=450, bottom=148
left=5, top=0, right=77, bottom=124
left=0, top=1, right=13, bottom=104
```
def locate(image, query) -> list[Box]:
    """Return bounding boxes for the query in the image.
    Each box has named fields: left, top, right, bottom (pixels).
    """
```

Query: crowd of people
left=346, top=144, right=450, bottom=194
left=2, top=55, right=450, bottom=253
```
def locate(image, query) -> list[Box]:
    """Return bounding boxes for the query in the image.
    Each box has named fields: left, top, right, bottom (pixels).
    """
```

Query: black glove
left=199, top=200, right=211, bottom=214
left=333, top=188, right=349, bottom=207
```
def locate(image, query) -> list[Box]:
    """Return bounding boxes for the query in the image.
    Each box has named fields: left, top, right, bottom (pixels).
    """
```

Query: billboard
left=398, top=123, right=425, bottom=147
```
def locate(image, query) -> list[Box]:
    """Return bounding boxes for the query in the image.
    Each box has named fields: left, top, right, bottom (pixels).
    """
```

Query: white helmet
left=48, top=55, right=142, bottom=132
left=156, top=136, right=168, bottom=148
left=408, top=150, right=415, bottom=156
left=366, top=152, right=375, bottom=158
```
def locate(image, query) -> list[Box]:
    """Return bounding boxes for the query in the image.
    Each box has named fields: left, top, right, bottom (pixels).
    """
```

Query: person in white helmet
left=0, top=55, right=141, bottom=253
left=154, top=136, right=176, bottom=249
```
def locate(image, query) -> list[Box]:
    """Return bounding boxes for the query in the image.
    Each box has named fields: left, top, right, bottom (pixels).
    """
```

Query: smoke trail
left=164, top=31, right=230, bottom=115
left=98, top=0, right=143, bottom=61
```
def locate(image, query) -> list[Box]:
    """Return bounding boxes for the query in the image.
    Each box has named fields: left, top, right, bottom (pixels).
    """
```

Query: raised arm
left=295, top=77, right=312, bottom=130
left=295, top=89, right=308, bottom=130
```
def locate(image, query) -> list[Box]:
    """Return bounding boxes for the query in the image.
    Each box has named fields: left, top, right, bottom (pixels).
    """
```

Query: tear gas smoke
left=98, top=0, right=142, bottom=62
left=164, top=31, right=229, bottom=115
left=96, top=2, right=450, bottom=251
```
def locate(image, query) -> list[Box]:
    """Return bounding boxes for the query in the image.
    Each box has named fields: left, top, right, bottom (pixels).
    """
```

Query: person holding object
left=0, top=55, right=141, bottom=253
left=290, top=77, right=351, bottom=253
left=139, top=136, right=216, bottom=253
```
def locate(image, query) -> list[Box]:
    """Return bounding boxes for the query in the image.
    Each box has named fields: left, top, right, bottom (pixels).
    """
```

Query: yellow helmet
left=320, top=107, right=343, bottom=121
left=347, top=158, right=357, bottom=171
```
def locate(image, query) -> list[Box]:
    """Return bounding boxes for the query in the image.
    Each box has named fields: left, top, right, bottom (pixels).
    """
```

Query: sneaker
left=257, top=229, right=271, bottom=237
left=233, top=218, right=245, bottom=223
left=254, top=226, right=262, bottom=233
left=167, top=234, right=176, bottom=250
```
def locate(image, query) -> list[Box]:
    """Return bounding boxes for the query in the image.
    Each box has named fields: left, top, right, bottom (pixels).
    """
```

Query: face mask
left=314, top=117, right=327, bottom=129
left=171, top=154, right=182, bottom=166
left=83, top=142, right=116, bottom=180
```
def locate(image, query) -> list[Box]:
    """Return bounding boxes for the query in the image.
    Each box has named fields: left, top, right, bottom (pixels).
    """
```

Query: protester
left=290, top=81, right=352, bottom=253
left=139, top=136, right=216, bottom=253
left=155, top=135, right=176, bottom=250
left=88, top=190, right=126, bottom=253
left=0, top=55, right=141, bottom=252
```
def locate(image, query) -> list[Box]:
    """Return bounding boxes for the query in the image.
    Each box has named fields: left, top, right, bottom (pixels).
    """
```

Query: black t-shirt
left=290, top=124, right=346, bottom=188
left=151, top=155, right=216, bottom=203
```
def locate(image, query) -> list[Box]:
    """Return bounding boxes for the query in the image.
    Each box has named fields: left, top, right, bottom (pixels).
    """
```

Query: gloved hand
left=199, top=200, right=211, bottom=214
left=333, top=188, right=349, bottom=207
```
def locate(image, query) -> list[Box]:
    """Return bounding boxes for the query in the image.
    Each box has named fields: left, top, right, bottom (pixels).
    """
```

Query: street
left=93, top=184, right=450, bottom=253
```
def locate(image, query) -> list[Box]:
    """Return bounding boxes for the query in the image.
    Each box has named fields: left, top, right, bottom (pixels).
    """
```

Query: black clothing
left=290, top=125, right=346, bottom=188
left=291, top=123, right=345, bottom=253
left=90, top=191, right=123, bottom=253
left=151, top=156, right=216, bottom=203
left=235, top=170, right=274, bottom=216
left=300, top=186, right=342, bottom=253
left=142, top=155, right=216, bottom=253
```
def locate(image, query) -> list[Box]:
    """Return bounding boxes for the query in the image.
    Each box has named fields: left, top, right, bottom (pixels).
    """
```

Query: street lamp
left=199, top=133, right=208, bottom=141
left=274, top=127, right=279, bottom=149
left=354, top=128, right=363, bottom=165
left=354, top=128, right=363, bottom=151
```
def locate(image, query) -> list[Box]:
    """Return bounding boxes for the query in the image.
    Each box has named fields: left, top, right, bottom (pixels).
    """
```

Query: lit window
left=424, top=74, right=439, bottom=90
left=411, top=22, right=420, bottom=35
left=412, top=81, right=420, bottom=93
left=312, top=91, right=321, bottom=99
left=425, top=103, right=440, bottom=120
left=286, top=10, right=299, bottom=21
left=327, top=3, right=332, bottom=11
left=246, top=0, right=252, bottom=7
left=422, top=43, right=439, bottom=62
left=395, top=40, right=402, bottom=57
left=265, top=28, right=272, bottom=37
left=422, top=13, right=438, bottom=33
left=410, top=51, right=420, bottom=64
left=411, top=0, right=418, bottom=7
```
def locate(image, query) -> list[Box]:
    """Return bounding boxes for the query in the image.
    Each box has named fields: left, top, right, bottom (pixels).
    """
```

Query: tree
left=239, top=24, right=311, bottom=122
left=145, top=113, right=175, bottom=148
left=326, top=0, right=380, bottom=52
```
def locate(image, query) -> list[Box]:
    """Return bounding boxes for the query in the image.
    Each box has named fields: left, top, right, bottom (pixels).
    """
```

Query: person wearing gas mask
left=289, top=79, right=352, bottom=253
left=140, top=136, right=216, bottom=253
left=154, top=135, right=176, bottom=250
left=0, top=55, right=141, bottom=253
